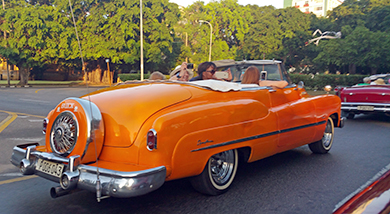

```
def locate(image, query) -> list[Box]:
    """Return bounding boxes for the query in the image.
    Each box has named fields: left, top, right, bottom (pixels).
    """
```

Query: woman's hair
left=197, top=62, right=216, bottom=78
left=149, top=71, right=166, bottom=80
left=241, top=66, right=260, bottom=84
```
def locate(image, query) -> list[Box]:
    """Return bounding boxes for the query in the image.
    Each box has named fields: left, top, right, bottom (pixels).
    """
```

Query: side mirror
left=298, top=81, right=304, bottom=89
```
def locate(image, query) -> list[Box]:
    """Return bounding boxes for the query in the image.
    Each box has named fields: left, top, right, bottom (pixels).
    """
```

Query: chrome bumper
left=341, top=102, right=390, bottom=112
left=10, top=144, right=166, bottom=198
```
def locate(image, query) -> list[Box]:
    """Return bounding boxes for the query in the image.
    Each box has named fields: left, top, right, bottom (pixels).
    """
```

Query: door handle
left=268, top=89, right=276, bottom=93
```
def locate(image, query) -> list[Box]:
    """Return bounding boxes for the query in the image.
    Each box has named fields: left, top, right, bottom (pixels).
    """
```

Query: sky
left=169, top=0, right=284, bottom=8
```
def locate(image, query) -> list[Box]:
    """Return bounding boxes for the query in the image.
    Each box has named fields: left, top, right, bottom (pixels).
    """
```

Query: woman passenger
left=241, top=66, right=260, bottom=84
left=241, top=66, right=288, bottom=88
left=190, top=62, right=232, bottom=81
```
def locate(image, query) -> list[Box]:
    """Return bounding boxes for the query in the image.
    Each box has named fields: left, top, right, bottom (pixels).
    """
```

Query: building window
left=315, top=7, right=323, bottom=11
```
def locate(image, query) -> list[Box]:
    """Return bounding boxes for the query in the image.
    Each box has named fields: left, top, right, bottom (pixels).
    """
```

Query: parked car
left=11, top=60, right=344, bottom=201
left=337, top=74, right=390, bottom=119
left=333, top=167, right=390, bottom=213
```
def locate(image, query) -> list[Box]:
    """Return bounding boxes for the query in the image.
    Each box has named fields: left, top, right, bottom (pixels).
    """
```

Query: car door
left=268, top=86, right=317, bottom=148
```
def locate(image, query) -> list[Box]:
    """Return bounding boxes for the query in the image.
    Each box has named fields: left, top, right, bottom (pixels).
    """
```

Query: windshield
left=216, top=63, right=290, bottom=84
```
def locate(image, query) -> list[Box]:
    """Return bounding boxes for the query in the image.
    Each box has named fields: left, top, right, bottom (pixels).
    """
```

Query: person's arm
left=169, top=62, right=189, bottom=81
left=259, top=80, right=288, bottom=89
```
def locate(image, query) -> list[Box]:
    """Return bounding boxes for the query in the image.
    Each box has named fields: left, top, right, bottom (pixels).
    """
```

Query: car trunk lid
left=82, top=83, right=192, bottom=147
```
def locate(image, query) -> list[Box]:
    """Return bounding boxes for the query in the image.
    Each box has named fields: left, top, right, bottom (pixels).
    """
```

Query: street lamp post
left=106, top=59, right=111, bottom=86
left=199, top=20, right=212, bottom=61
left=140, top=0, right=144, bottom=80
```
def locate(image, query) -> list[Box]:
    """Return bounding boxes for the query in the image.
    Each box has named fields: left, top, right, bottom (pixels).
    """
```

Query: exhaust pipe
left=20, top=159, right=34, bottom=175
left=50, top=186, right=81, bottom=198
left=60, top=171, right=80, bottom=190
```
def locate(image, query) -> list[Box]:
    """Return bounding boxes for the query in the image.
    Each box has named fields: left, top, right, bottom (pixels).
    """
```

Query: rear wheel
left=190, top=149, right=238, bottom=195
left=309, top=117, right=334, bottom=154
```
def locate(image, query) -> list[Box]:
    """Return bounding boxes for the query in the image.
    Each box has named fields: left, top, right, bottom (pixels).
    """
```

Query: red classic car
left=333, top=166, right=390, bottom=214
left=337, top=74, right=390, bottom=119
left=10, top=60, right=344, bottom=201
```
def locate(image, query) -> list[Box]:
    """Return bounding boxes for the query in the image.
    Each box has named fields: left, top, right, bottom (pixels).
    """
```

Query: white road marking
left=0, top=173, right=22, bottom=177
left=8, top=138, right=43, bottom=142
left=19, top=98, right=50, bottom=103
left=28, top=119, right=43, bottom=122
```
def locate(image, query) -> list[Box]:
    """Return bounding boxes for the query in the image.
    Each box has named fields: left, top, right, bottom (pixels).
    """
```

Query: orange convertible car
left=11, top=60, right=344, bottom=200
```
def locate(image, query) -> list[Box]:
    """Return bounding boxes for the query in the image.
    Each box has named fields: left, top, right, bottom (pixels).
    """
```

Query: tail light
left=147, top=129, right=157, bottom=151
left=42, top=118, right=49, bottom=134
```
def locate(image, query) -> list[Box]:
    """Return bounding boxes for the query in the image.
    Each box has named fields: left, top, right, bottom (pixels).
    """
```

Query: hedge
left=118, top=73, right=170, bottom=81
left=289, top=74, right=367, bottom=90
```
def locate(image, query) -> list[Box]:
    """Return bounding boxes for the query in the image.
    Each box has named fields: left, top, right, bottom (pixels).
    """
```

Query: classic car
left=10, top=60, right=344, bottom=201
left=333, top=166, right=390, bottom=214
left=337, top=74, right=390, bottom=119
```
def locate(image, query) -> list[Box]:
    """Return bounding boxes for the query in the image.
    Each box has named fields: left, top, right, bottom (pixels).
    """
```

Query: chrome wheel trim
left=322, top=119, right=334, bottom=149
left=50, top=111, right=78, bottom=156
left=208, top=150, right=237, bottom=190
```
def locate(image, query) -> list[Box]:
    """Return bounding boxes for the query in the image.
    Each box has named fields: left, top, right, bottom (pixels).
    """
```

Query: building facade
left=284, top=0, right=343, bottom=17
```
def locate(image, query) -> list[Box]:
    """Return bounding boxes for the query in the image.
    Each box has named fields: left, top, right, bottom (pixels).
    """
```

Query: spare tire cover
left=46, top=97, right=104, bottom=163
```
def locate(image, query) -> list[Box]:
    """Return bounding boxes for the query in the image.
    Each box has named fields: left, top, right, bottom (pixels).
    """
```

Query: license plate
left=357, top=106, right=374, bottom=111
left=36, top=159, right=64, bottom=178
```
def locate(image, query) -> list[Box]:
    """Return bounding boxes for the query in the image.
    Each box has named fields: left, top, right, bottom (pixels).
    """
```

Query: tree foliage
left=1, top=0, right=390, bottom=85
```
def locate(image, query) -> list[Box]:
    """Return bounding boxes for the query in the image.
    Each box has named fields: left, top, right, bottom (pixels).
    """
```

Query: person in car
left=189, top=62, right=232, bottom=81
left=149, top=71, right=166, bottom=80
left=241, top=66, right=288, bottom=88
left=241, top=66, right=260, bottom=84
left=169, top=62, right=193, bottom=81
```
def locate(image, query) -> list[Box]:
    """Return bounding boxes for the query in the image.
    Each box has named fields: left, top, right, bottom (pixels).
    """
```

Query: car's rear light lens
left=147, top=129, right=157, bottom=151
left=42, top=118, right=49, bottom=134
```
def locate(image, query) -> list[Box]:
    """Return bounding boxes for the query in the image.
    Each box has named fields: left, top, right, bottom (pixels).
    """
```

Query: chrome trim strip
left=342, top=102, right=390, bottom=107
left=10, top=145, right=166, bottom=198
left=191, top=120, right=327, bottom=152
left=68, top=97, right=104, bottom=159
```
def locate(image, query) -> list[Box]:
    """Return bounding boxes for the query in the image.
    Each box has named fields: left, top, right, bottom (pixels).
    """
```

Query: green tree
left=0, top=4, right=71, bottom=85
left=176, top=0, right=249, bottom=66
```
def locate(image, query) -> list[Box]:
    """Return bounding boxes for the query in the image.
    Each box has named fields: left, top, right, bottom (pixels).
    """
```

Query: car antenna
left=67, top=0, right=107, bottom=202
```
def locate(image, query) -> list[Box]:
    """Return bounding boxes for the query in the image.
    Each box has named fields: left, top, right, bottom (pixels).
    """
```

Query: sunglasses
left=206, top=69, right=216, bottom=74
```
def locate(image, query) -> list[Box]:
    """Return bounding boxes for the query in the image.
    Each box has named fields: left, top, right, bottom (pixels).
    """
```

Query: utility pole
left=185, top=32, right=188, bottom=63
left=106, top=59, right=111, bottom=86
left=140, top=0, right=144, bottom=80
left=2, top=0, right=9, bottom=87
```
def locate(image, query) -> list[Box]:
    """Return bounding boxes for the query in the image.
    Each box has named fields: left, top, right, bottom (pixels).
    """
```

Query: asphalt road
left=0, top=87, right=389, bottom=214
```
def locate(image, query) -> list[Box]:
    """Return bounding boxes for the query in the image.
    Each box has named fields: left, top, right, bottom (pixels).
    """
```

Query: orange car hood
left=81, top=83, right=192, bottom=147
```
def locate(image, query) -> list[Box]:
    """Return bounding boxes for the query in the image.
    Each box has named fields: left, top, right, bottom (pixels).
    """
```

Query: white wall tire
left=190, top=149, right=238, bottom=195
left=309, top=117, right=334, bottom=154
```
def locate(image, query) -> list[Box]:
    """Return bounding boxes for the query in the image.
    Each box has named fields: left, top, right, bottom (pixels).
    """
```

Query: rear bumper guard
left=10, top=144, right=166, bottom=198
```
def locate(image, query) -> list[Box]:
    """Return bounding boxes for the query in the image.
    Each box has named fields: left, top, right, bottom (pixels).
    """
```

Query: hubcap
left=322, top=120, right=333, bottom=148
left=209, top=150, right=235, bottom=185
left=50, top=112, right=78, bottom=155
